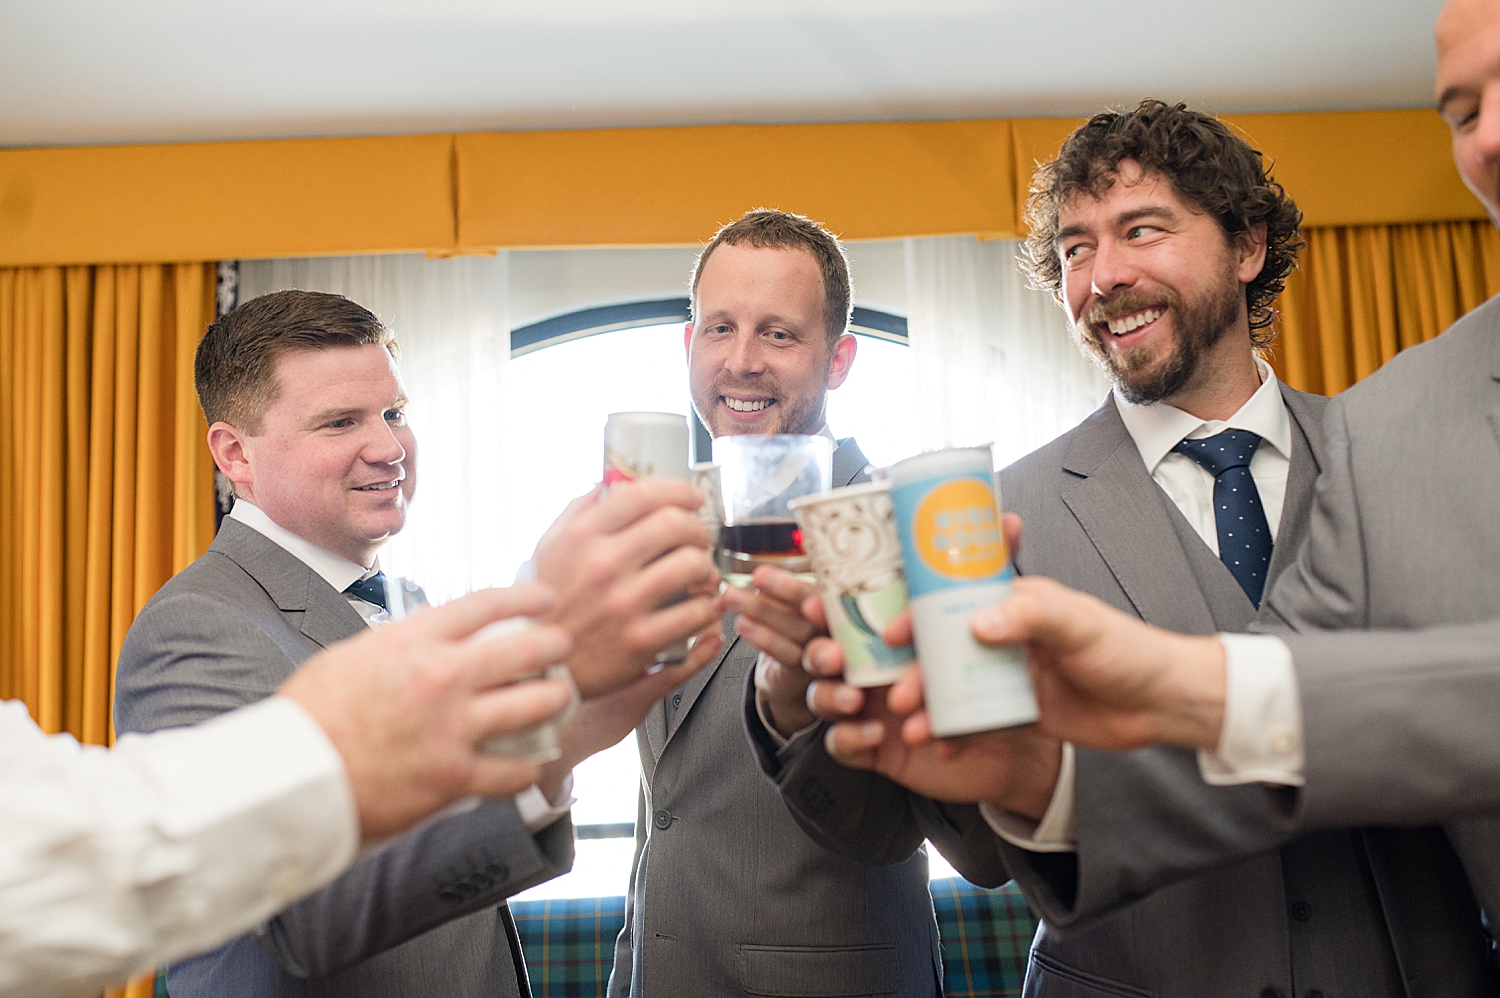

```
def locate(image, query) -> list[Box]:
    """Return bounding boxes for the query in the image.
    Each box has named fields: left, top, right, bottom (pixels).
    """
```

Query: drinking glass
left=712, top=434, right=834, bottom=588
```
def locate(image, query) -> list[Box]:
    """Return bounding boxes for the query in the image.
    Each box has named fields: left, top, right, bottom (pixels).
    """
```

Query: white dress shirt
left=0, top=696, right=357, bottom=998
left=229, top=500, right=573, bottom=830
left=980, top=359, right=1306, bottom=850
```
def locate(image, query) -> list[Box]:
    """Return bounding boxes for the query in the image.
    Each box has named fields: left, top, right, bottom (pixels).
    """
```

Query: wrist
left=1154, top=634, right=1227, bottom=751
left=536, top=762, right=572, bottom=804
left=765, top=695, right=817, bottom=739
left=985, top=736, right=1062, bottom=822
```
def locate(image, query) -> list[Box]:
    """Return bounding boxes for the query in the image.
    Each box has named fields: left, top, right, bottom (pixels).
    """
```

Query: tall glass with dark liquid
left=712, top=434, right=834, bottom=588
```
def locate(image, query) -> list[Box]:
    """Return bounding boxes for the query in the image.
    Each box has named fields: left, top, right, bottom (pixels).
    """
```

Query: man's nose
left=724, top=330, right=766, bottom=375
left=1089, top=239, right=1137, bottom=299
left=364, top=420, right=406, bottom=465
left=1473, top=85, right=1500, bottom=165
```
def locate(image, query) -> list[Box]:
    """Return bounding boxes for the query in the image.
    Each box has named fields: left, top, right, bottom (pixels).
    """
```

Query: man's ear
left=683, top=321, right=695, bottom=364
left=1235, top=222, right=1269, bottom=285
left=207, top=422, right=255, bottom=499
left=825, top=332, right=858, bottom=390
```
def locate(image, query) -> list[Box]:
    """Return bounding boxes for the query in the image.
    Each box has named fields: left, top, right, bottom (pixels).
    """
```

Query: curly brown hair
left=1020, top=100, right=1303, bottom=345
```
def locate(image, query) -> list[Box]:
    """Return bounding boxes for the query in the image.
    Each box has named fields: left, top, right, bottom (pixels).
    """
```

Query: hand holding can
left=888, top=446, right=1037, bottom=737
left=603, top=412, right=695, bottom=665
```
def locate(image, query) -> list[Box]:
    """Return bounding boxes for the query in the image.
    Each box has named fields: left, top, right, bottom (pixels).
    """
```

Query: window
left=497, top=308, right=957, bottom=901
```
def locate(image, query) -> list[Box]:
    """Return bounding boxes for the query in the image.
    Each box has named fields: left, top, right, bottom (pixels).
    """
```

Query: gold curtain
left=0, top=261, right=216, bottom=998
left=1270, top=219, right=1500, bottom=395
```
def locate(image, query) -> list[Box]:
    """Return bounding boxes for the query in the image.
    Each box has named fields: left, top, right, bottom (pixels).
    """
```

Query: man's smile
left=1092, top=305, right=1166, bottom=351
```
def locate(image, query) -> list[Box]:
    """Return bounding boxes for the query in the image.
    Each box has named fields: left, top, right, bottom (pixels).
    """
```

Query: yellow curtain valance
left=1012, top=110, right=1480, bottom=231
left=0, top=110, right=1484, bottom=266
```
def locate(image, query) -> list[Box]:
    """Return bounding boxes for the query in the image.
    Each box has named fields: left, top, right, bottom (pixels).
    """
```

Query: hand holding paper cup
left=383, top=574, right=579, bottom=763
left=789, top=481, right=916, bottom=687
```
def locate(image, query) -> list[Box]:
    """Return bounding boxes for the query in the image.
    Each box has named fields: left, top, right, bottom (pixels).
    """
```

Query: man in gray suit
left=841, top=5, right=1500, bottom=978
left=608, top=208, right=942, bottom=998
left=742, top=102, right=1500, bottom=996
left=115, top=289, right=722, bottom=998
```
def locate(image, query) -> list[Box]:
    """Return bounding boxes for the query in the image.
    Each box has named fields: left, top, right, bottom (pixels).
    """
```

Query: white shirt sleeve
left=0, top=696, right=359, bottom=998
left=977, top=742, right=1078, bottom=853
left=514, top=775, right=575, bottom=832
left=1198, top=633, right=1305, bottom=787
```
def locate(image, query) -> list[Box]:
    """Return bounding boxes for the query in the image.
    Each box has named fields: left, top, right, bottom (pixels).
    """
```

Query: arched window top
left=511, top=297, right=907, bottom=356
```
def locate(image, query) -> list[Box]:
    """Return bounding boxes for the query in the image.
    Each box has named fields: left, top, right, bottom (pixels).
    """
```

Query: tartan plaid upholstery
left=930, top=877, right=1038, bottom=998
left=511, top=895, right=627, bottom=998
left=509, top=877, right=1037, bottom=998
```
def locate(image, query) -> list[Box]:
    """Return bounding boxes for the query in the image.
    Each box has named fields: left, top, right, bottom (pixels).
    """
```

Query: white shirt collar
left=816, top=423, right=836, bottom=445
left=228, top=499, right=375, bottom=594
left=1113, top=357, right=1292, bottom=475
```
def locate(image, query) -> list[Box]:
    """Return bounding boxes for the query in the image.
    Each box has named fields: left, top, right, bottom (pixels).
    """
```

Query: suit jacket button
left=653, top=809, right=673, bottom=830
left=440, top=888, right=459, bottom=904
left=1260, top=989, right=1284, bottom=998
left=1290, top=900, right=1312, bottom=922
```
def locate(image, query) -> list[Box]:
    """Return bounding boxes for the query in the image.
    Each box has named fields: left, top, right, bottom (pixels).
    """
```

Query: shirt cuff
left=977, top=743, right=1077, bottom=853
left=515, top=775, right=574, bottom=833
left=753, top=670, right=819, bottom=750
left=1197, top=633, right=1305, bottom=787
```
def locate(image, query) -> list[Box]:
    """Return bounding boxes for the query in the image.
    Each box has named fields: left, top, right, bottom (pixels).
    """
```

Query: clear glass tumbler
left=711, top=434, right=834, bottom=588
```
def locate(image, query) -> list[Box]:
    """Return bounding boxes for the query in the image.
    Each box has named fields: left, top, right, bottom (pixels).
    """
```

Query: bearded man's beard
left=1075, top=267, right=1243, bottom=406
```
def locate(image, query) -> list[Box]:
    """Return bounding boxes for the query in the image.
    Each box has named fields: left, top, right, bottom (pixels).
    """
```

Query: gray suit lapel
left=212, top=518, right=367, bottom=650
left=1263, top=385, right=1328, bottom=597
left=1488, top=333, right=1500, bottom=458
left=1059, top=402, right=1219, bottom=634
left=655, top=436, right=870, bottom=754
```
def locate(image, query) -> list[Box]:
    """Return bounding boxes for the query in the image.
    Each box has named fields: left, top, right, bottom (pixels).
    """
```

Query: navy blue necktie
left=343, top=571, right=389, bottom=611
left=1172, top=429, right=1273, bottom=607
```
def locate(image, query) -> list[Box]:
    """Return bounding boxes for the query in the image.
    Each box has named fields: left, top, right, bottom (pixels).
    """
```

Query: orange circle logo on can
left=912, top=479, right=1007, bottom=579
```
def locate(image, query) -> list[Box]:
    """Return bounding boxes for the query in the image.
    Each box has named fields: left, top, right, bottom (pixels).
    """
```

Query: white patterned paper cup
left=790, top=481, right=916, bottom=687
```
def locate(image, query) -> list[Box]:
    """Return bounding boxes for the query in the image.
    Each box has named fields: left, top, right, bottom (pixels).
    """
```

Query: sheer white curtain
left=237, top=253, right=512, bottom=602
left=903, top=236, right=1109, bottom=469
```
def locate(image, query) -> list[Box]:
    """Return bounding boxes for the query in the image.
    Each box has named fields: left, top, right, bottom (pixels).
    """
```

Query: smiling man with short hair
left=115, top=289, right=722, bottom=998
left=608, top=208, right=944, bottom=998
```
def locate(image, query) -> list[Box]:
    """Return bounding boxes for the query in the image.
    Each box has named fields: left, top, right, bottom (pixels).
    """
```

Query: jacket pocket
left=1027, top=950, right=1155, bottom=998
left=739, top=943, right=901, bottom=997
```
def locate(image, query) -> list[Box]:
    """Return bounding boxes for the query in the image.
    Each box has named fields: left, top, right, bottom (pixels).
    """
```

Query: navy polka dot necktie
left=343, top=571, right=389, bottom=611
left=1172, top=429, right=1273, bottom=607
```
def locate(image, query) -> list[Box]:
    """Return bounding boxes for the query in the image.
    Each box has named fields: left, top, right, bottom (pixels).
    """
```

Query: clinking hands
left=731, top=512, right=1230, bottom=822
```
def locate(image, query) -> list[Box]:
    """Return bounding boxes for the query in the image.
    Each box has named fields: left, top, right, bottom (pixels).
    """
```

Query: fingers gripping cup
left=604, top=412, right=694, bottom=665
left=790, top=481, right=915, bottom=687
left=382, top=575, right=579, bottom=763
left=888, top=447, right=1037, bottom=737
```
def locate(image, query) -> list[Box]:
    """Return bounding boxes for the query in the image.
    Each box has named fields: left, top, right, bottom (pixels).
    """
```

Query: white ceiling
left=0, top=0, right=1448, bottom=149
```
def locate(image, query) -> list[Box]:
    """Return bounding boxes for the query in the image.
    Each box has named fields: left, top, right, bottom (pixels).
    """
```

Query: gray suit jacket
left=114, top=518, right=573, bottom=998
left=756, top=386, right=1499, bottom=997
left=609, top=438, right=943, bottom=998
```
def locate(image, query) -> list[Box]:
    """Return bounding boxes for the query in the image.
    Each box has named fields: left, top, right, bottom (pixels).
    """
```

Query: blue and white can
left=888, top=446, right=1037, bottom=737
